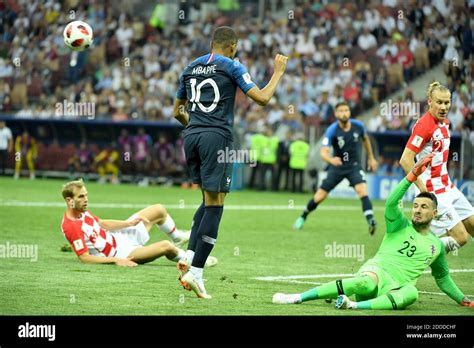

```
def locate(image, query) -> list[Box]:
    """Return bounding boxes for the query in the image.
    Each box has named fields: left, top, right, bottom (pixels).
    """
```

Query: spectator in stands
left=358, top=26, right=378, bottom=52
left=133, top=127, right=152, bottom=186
left=275, top=131, right=292, bottom=191
left=118, top=128, right=134, bottom=176
left=68, top=142, right=93, bottom=180
left=14, top=130, right=37, bottom=180
left=94, top=142, right=120, bottom=184
left=153, top=133, right=175, bottom=184
left=0, top=121, right=13, bottom=175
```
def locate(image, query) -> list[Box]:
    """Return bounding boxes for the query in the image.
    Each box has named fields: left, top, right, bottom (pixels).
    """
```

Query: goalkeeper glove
left=407, top=153, right=434, bottom=183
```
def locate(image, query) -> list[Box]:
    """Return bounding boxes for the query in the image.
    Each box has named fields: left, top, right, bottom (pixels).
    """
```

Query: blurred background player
left=274, top=130, right=292, bottom=191
left=68, top=142, right=93, bottom=180
left=289, top=132, right=310, bottom=193
left=118, top=129, right=134, bottom=178
left=400, top=81, right=474, bottom=253
left=173, top=26, right=288, bottom=298
left=60, top=179, right=199, bottom=266
left=274, top=155, right=474, bottom=310
left=94, top=142, right=120, bottom=184
left=14, top=130, right=37, bottom=180
left=293, top=101, right=378, bottom=234
left=134, top=127, right=152, bottom=186
left=153, top=133, right=176, bottom=185
left=0, top=121, right=13, bottom=176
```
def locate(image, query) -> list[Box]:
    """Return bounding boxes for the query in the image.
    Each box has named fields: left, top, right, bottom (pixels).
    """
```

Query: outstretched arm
left=385, top=154, right=434, bottom=233
left=246, top=54, right=288, bottom=106
left=431, top=240, right=473, bottom=307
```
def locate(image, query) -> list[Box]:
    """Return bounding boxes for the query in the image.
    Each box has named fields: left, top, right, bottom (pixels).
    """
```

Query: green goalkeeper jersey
left=373, top=178, right=465, bottom=303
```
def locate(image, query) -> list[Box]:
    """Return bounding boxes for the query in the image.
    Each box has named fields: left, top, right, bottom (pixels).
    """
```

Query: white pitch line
left=0, top=201, right=404, bottom=211
left=254, top=269, right=474, bottom=282
left=254, top=270, right=474, bottom=297
left=267, top=278, right=472, bottom=297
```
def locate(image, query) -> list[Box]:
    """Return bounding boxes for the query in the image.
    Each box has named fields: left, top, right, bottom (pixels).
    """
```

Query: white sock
left=185, top=250, right=195, bottom=262
left=348, top=301, right=357, bottom=309
left=157, top=214, right=180, bottom=241
left=440, top=236, right=461, bottom=253
left=171, top=248, right=186, bottom=262
left=190, top=266, right=203, bottom=280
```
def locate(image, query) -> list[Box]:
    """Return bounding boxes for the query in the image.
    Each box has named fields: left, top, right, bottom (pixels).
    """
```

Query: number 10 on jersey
left=189, top=78, right=220, bottom=113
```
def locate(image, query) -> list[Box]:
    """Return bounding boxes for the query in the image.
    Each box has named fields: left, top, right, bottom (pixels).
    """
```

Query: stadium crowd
left=0, top=0, right=473, bottom=185
left=1, top=0, right=471, bottom=132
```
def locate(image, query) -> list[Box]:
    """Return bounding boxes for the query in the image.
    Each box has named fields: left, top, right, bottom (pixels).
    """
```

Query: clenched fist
left=274, top=54, right=288, bottom=75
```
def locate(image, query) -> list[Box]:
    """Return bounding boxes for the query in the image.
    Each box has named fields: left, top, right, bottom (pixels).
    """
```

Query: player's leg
left=97, top=164, right=106, bottom=183
left=182, top=133, right=205, bottom=261
left=180, top=132, right=230, bottom=299
left=350, top=165, right=376, bottom=234
left=337, top=284, right=418, bottom=310
left=26, top=149, right=35, bottom=179
left=462, top=215, right=474, bottom=237
left=133, top=204, right=190, bottom=246
left=273, top=272, right=378, bottom=304
left=127, top=240, right=182, bottom=264
left=353, top=183, right=376, bottom=235
left=444, top=221, right=470, bottom=252
left=293, top=169, right=343, bottom=230
left=14, top=152, right=22, bottom=179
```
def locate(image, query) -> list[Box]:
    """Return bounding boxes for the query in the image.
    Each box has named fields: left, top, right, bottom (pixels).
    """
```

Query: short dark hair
left=335, top=101, right=350, bottom=110
left=211, top=26, right=237, bottom=49
left=415, top=192, right=438, bottom=208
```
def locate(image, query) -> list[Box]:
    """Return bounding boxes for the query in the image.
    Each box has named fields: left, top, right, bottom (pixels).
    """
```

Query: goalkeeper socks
left=301, top=199, right=318, bottom=219
left=355, top=285, right=418, bottom=310
left=157, top=214, right=180, bottom=241
left=188, top=202, right=205, bottom=252
left=192, top=205, right=223, bottom=268
left=361, top=196, right=374, bottom=222
left=300, top=276, right=377, bottom=302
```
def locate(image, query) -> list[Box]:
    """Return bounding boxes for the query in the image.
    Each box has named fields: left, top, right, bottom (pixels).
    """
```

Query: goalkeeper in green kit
left=273, top=154, right=474, bottom=310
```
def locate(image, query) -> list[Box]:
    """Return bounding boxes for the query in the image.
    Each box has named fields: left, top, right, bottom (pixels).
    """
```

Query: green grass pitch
left=0, top=177, right=473, bottom=316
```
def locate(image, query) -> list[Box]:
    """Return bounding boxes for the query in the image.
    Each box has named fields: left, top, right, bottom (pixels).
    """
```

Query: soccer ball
left=63, top=21, right=93, bottom=51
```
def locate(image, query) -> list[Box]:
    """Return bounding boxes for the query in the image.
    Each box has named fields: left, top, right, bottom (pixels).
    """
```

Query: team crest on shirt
left=431, top=245, right=436, bottom=256
left=337, top=136, right=345, bottom=149
left=353, top=133, right=359, bottom=142
left=89, top=232, right=98, bottom=243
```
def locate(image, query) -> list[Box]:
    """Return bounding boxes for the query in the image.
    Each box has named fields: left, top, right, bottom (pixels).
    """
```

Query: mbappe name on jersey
left=192, top=65, right=217, bottom=75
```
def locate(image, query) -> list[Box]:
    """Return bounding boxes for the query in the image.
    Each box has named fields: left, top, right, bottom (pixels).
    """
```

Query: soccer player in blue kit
left=173, top=26, right=288, bottom=298
left=293, top=101, right=379, bottom=235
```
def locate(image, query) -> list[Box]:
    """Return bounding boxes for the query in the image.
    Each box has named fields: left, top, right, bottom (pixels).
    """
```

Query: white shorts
left=112, top=214, right=150, bottom=258
left=430, top=186, right=474, bottom=236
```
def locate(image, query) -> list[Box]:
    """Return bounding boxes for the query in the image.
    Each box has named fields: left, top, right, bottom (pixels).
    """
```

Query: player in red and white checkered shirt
left=400, top=82, right=474, bottom=253
left=60, top=178, right=218, bottom=267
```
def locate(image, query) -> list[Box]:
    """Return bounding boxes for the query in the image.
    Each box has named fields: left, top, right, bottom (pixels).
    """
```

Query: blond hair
left=62, top=179, right=85, bottom=199
left=427, top=81, right=450, bottom=100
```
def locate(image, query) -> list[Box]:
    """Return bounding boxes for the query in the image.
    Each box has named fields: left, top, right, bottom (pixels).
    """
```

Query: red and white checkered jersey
left=406, top=111, right=454, bottom=194
left=61, top=211, right=117, bottom=257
